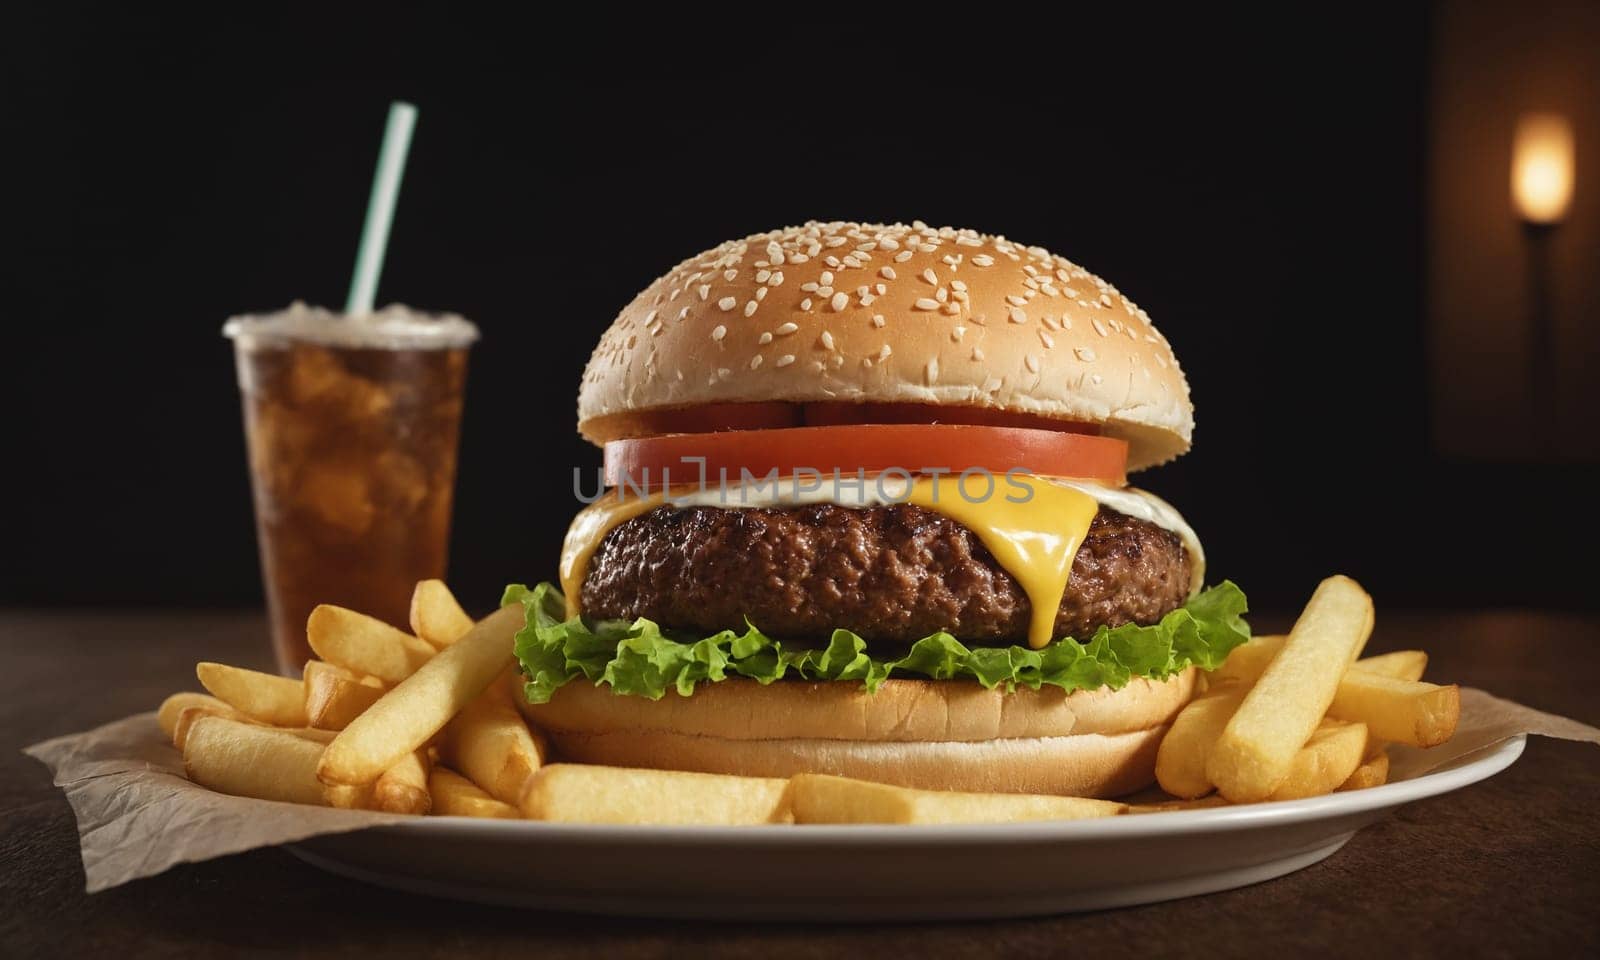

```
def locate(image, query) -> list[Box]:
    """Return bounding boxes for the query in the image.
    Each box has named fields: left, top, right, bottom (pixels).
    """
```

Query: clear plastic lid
left=222, top=301, right=480, bottom=350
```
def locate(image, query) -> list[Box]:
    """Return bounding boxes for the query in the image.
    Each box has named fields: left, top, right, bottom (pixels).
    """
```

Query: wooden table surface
left=4, top=608, right=1598, bottom=958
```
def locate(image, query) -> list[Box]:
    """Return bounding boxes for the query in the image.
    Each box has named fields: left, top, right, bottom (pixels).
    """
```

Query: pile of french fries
left=1156, top=574, right=1461, bottom=803
left=158, top=573, right=1460, bottom=826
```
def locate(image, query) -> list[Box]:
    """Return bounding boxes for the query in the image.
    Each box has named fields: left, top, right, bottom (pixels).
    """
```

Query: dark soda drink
left=225, top=304, right=477, bottom=672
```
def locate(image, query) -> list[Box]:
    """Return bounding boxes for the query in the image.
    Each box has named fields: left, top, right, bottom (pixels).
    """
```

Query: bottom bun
left=544, top=725, right=1169, bottom=798
left=518, top=671, right=1195, bottom=798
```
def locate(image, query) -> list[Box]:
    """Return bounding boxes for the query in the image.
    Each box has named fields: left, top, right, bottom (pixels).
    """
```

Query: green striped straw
left=344, top=101, right=418, bottom=315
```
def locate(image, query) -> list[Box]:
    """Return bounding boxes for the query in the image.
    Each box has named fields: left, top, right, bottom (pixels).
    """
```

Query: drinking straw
left=344, top=101, right=418, bottom=315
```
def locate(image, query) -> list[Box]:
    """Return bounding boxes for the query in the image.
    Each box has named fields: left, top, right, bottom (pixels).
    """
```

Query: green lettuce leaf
left=504, top=581, right=1250, bottom=704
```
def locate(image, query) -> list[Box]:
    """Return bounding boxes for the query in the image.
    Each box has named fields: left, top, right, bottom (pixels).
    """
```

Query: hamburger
left=505, top=221, right=1248, bottom=798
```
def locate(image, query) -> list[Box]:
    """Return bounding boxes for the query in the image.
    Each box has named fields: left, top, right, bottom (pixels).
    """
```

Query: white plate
left=288, top=735, right=1523, bottom=920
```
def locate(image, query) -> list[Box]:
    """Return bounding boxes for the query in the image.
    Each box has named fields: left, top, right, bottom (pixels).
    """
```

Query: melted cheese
left=904, top=476, right=1097, bottom=649
left=559, top=474, right=1201, bottom=649
left=559, top=491, right=663, bottom=618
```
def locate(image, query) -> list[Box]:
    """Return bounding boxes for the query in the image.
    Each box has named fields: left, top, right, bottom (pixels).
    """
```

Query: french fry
left=304, top=660, right=387, bottom=730
left=521, top=764, right=793, bottom=825
left=1215, top=635, right=1425, bottom=687
left=410, top=579, right=476, bottom=649
left=439, top=680, right=548, bottom=806
left=306, top=605, right=436, bottom=684
left=304, top=658, right=383, bottom=689
left=317, top=604, right=524, bottom=786
left=1338, top=746, right=1391, bottom=791
left=1328, top=672, right=1461, bottom=747
left=324, top=782, right=376, bottom=810
left=158, top=692, right=238, bottom=741
left=1127, top=796, right=1232, bottom=814
left=788, top=774, right=1126, bottom=825
left=172, top=704, right=243, bottom=751
left=1155, top=687, right=1246, bottom=799
left=1209, top=634, right=1286, bottom=686
left=182, top=716, right=327, bottom=806
left=1351, top=649, right=1427, bottom=682
left=429, top=768, right=521, bottom=819
left=195, top=662, right=308, bottom=727
left=373, top=748, right=432, bottom=815
left=1208, top=575, right=1374, bottom=802
left=1266, top=721, right=1369, bottom=801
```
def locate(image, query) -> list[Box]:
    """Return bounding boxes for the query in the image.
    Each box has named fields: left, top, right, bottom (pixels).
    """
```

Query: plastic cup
left=224, top=303, right=479, bottom=672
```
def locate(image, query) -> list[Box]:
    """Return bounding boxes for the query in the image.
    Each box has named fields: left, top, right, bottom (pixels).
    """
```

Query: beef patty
left=580, top=503, right=1193, bottom=648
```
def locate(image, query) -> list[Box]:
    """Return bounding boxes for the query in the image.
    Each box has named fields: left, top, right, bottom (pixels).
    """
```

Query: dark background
left=6, top=6, right=1596, bottom=615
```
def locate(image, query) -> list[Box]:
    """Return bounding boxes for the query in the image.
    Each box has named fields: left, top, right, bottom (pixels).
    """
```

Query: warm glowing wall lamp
left=1512, top=113, right=1575, bottom=225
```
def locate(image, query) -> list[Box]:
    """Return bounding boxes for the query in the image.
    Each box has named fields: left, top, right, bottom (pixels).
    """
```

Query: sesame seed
left=758, top=332, right=773, bottom=345
left=789, top=253, right=810, bottom=264
left=921, top=268, right=938, bottom=285
left=841, top=255, right=861, bottom=268
left=820, top=330, right=836, bottom=350
left=880, top=266, right=897, bottom=280
left=1091, top=373, right=1104, bottom=385
left=801, top=281, right=819, bottom=293
left=874, top=283, right=887, bottom=295
left=972, top=347, right=985, bottom=361
left=677, top=307, right=689, bottom=322
left=644, top=309, right=658, bottom=325
left=872, top=314, right=886, bottom=328
left=942, top=302, right=960, bottom=315
left=711, top=325, right=727, bottom=341
left=756, top=287, right=768, bottom=301
left=952, top=290, right=969, bottom=303
left=972, top=255, right=995, bottom=267
left=776, top=322, right=798, bottom=335
left=942, top=254, right=959, bottom=266
left=1039, top=330, right=1055, bottom=349
left=800, top=297, right=813, bottom=311
left=824, top=256, right=841, bottom=269
left=826, top=236, right=849, bottom=247
left=698, top=285, right=711, bottom=301
left=950, top=280, right=967, bottom=292
left=769, top=271, right=784, bottom=286
left=879, top=237, right=900, bottom=250
left=717, top=367, right=731, bottom=379
left=776, top=354, right=796, bottom=368
left=830, top=292, right=849, bottom=312
left=856, top=285, right=870, bottom=297
left=820, top=271, right=835, bottom=286
left=894, top=250, right=914, bottom=262
left=952, top=326, right=966, bottom=341
left=1092, top=318, right=1109, bottom=337
left=1062, top=287, right=1079, bottom=298
left=718, top=297, right=737, bottom=311
left=860, top=293, right=876, bottom=306
left=1100, top=293, right=1114, bottom=307
left=744, top=300, right=759, bottom=317
left=1075, top=346, right=1097, bottom=362
left=925, top=358, right=939, bottom=384
left=817, top=286, right=834, bottom=298
left=1006, top=294, right=1027, bottom=307
left=914, top=298, right=939, bottom=311
left=878, top=344, right=893, bottom=361
left=750, top=355, right=763, bottom=370
left=724, top=269, right=738, bottom=281
left=936, top=287, right=949, bottom=303
left=1008, top=306, right=1027, bottom=324
left=971, top=313, right=987, bottom=325
left=1025, top=355, right=1041, bottom=374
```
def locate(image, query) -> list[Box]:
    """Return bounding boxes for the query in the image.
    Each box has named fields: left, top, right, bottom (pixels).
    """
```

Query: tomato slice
left=603, top=424, right=1127, bottom=490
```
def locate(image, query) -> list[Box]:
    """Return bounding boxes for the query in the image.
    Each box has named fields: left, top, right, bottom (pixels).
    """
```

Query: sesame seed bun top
left=577, top=221, right=1194, bottom=471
